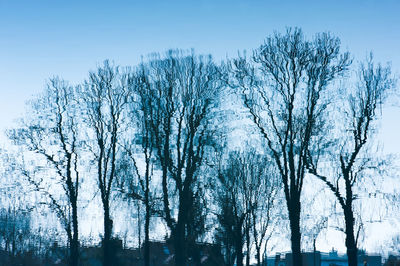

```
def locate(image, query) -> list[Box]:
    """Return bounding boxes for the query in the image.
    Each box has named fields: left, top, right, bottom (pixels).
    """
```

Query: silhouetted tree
left=250, top=156, right=281, bottom=266
left=144, top=50, right=222, bottom=265
left=0, top=207, right=31, bottom=256
left=186, top=186, right=208, bottom=263
left=215, top=191, right=240, bottom=266
left=215, top=150, right=280, bottom=266
left=228, top=28, right=351, bottom=265
left=8, top=79, right=81, bottom=266
left=308, top=55, right=395, bottom=266
left=117, top=64, right=157, bottom=266
left=80, top=61, right=129, bottom=266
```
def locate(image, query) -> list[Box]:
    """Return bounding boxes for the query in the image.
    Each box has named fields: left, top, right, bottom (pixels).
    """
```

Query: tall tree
left=145, top=50, right=222, bottom=265
left=228, top=28, right=351, bottom=265
left=307, top=55, right=395, bottom=266
left=117, top=65, right=156, bottom=266
left=250, top=156, right=280, bottom=266
left=215, top=150, right=279, bottom=266
left=8, top=79, right=81, bottom=266
left=80, top=61, right=129, bottom=266
left=215, top=189, right=242, bottom=266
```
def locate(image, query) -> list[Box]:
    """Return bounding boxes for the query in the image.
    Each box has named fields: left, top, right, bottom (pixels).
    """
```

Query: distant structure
left=265, top=249, right=382, bottom=266
left=0, top=240, right=224, bottom=265
left=0, top=243, right=395, bottom=265
left=384, top=255, right=400, bottom=266
left=77, top=240, right=224, bottom=266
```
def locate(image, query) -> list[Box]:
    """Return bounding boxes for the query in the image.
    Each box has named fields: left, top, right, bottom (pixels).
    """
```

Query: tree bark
left=288, top=199, right=302, bottom=266
left=344, top=207, right=357, bottom=266
left=344, top=170, right=357, bottom=266
left=70, top=198, right=79, bottom=266
left=255, top=246, right=261, bottom=266
left=174, top=217, right=187, bottom=266
left=235, top=223, right=244, bottom=266
left=245, top=219, right=250, bottom=266
left=144, top=175, right=150, bottom=266
left=344, top=177, right=357, bottom=266
left=103, top=202, right=112, bottom=266
left=235, top=241, right=244, bottom=266
left=174, top=185, right=192, bottom=266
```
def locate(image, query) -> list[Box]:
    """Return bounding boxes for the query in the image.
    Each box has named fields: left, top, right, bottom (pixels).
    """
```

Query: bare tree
left=228, top=28, right=351, bottom=265
left=0, top=207, right=31, bottom=257
left=117, top=64, right=156, bottom=266
left=80, top=61, right=129, bottom=266
left=215, top=152, right=250, bottom=266
left=307, top=55, right=395, bottom=266
left=214, top=188, right=242, bottom=266
left=215, top=150, right=280, bottom=266
left=144, top=50, right=222, bottom=265
left=250, top=156, right=281, bottom=266
left=8, top=79, right=81, bottom=266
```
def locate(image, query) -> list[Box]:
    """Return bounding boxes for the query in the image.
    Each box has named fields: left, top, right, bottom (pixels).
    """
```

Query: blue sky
left=0, top=0, right=399, bottom=252
left=1, top=0, right=399, bottom=146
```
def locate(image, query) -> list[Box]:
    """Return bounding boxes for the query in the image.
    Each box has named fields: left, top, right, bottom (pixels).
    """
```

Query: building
left=78, top=240, right=224, bottom=266
left=265, top=250, right=382, bottom=266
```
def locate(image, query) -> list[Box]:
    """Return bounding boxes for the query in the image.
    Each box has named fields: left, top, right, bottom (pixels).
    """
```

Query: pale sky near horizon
left=1, top=0, right=400, bottom=254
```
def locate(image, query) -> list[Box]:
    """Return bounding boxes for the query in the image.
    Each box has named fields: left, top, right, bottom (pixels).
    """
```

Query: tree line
left=0, top=28, right=397, bottom=266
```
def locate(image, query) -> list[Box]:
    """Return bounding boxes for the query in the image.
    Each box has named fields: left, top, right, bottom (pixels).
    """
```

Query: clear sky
left=1, top=0, right=399, bottom=253
left=0, top=0, right=399, bottom=131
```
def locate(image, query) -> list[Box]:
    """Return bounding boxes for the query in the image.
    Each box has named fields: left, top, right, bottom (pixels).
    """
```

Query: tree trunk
left=174, top=218, right=186, bottom=266
left=161, top=150, right=173, bottom=230
left=144, top=180, right=150, bottom=266
left=255, top=246, right=261, bottom=266
left=70, top=199, right=79, bottom=266
left=313, top=238, right=316, bottom=266
left=235, top=242, right=244, bottom=266
left=174, top=182, right=192, bottom=266
left=235, top=225, right=244, bottom=266
left=344, top=206, right=357, bottom=266
left=70, top=235, right=79, bottom=266
left=344, top=172, right=357, bottom=266
left=245, top=221, right=250, bottom=266
left=288, top=199, right=302, bottom=266
left=103, top=202, right=112, bottom=266
left=137, top=203, right=141, bottom=251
